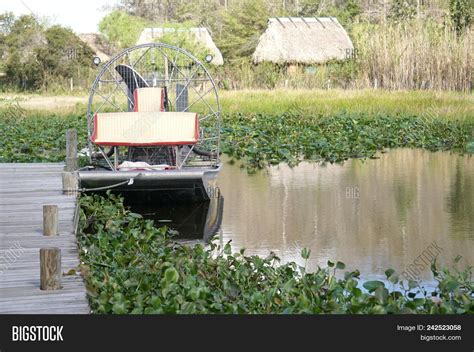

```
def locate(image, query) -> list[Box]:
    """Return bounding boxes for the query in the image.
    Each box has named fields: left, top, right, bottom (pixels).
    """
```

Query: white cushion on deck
left=134, top=87, right=164, bottom=112
left=91, top=111, right=199, bottom=146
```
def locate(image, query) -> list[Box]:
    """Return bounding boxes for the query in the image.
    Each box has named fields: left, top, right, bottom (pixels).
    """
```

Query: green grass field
left=220, top=89, right=474, bottom=121
left=1, top=89, right=473, bottom=120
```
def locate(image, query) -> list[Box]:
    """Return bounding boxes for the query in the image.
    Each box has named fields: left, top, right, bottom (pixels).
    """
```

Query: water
left=217, top=149, right=473, bottom=284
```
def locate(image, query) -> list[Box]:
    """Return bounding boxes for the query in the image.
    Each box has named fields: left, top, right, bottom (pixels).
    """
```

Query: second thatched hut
left=137, top=27, right=224, bottom=65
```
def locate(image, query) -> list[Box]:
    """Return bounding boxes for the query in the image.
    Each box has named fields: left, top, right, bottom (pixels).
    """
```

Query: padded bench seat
left=134, top=87, right=165, bottom=112
left=91, top=111, right=199, bottom=146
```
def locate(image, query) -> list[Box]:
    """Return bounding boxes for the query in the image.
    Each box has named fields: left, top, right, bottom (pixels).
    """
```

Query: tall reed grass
left=353, top=21, right=472, bottom=91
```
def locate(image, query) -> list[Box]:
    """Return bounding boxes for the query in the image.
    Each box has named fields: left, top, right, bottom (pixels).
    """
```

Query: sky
left=0, top=0, right=119, bottom=33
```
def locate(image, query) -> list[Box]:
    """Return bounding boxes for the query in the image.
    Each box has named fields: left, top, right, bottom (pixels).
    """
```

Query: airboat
left=79, top=43, right=222, bottom=205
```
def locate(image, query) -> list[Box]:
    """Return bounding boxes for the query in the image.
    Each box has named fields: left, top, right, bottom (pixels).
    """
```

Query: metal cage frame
left=86, top=43, right=221, bottom=171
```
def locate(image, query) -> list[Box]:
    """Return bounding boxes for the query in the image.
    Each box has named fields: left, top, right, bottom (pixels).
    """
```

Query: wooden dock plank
left=0, top=163, right=90, bottom=314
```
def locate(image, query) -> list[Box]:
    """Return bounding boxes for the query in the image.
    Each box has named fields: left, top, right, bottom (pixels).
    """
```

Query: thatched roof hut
left=253, top=17, right=353, bottom=64
left=78, top=33, right=112, bottom=62
left=137, top=27, right=224, bottom=65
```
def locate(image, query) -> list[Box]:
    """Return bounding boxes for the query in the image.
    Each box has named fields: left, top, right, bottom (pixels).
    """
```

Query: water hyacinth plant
left=221, top=111, right=473, bottom=169
left=77, top=192, right=473, bottom=314
left=0, top=111, right=86, bottom=162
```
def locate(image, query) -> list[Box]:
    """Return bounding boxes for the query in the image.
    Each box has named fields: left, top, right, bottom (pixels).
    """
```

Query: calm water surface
left=217, top=149, right=473, bottom=283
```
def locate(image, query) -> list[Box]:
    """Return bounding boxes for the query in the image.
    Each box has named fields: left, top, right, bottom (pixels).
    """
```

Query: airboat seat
left=91, top=111, right=199, bottom=146
left=133, top=87, right=165, bottom=112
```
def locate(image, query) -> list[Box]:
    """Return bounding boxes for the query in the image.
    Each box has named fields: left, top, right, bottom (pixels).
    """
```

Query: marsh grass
left=220, top=89, right=474, bottom=121
left=353, top=22, right=472, bottom=91
left=2, top=88, right=473, bottom=120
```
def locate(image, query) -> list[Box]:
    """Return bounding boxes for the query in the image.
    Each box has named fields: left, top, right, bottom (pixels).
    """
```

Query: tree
left=99, top=10, right=149, bottom=49
left=0, top=12, right=15, bottom=35
left=449, top=0, right=472, bottom=34
left=35, top=26, right=94, bottom=85
left=158, top=29, right=209, bottom=62
left=3, top=15, right=94, bottom=90
left=0, top=12, right=16, bottom=66
left=174, top=0, right=222, bottom=29
left=218, top=0, right=270, bottom=61
left=389, top=0, right=417, bottom=22
left=298, top=0, right=324, bottom=16
left=4, top=15, right=45, bottom=89
left=116, top=0, right=181, bottom=22
left=297, top=0, right=361, bottom=25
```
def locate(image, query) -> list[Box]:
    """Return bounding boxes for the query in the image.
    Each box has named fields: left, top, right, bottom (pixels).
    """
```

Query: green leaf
left=374, top=286, right=388, bottom=304
left=431, top=261, right=439, bottom=277
left=413, top=298, right=425, bottom=306
left=112, top=301, right=128, bottom=314
left=327, top=260, right=334, bottom=267
left=224, top=242, right=232, bottom=255
left=283, top=278, right=295, bottom=291
left=336, top=261, right=346, bottom=270
left=385, top=268, right=395, bottom=278
left=128, top=212, right=143, bottom=219
left=363, top=280, right=385, bottom=293
left=388, top=273, right=399, bottom=284
left=164, top=267, right=179, bottom=284
left=111, top=293, right=128, bottom=314
left=123, top=278, right=139, bottom=288
left=441, top=279, right=460, bottom=292
left=301, top=248, right=311, bottom=260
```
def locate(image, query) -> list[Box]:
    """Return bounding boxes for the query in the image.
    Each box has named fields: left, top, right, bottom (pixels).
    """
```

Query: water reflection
left=218, top=149, right=473, bottom=282
left=129, top=194, right=224, bottom=242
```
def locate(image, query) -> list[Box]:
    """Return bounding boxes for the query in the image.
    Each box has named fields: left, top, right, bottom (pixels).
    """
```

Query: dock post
left=40, top=248, right=62, bottom=290
left=43, top=205, right=58, bottom=236
left=62, top=171, right=78, bottom=195
left=63, top=129, right=79, bottom=195
left=65, top=129, right=78, bottom=172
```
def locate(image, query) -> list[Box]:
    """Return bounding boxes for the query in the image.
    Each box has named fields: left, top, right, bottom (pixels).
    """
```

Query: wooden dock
left=0, top=163, right=89, bottom=314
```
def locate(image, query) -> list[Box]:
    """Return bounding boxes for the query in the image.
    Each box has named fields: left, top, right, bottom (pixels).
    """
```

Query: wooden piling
left=43, top=205, right=58, bottom=236
left=64, top=129, right=79, bottom=195
left=40, top=248, right=62, bottom=290
left=65, top=129, right=78, bottom=172
left=62, top=171, right=78, bottom=195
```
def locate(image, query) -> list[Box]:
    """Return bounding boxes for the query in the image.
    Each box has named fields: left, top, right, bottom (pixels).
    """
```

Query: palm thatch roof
left=137, top=27, right=224, bottom=65
left=78, top=33, right=112, bottom=62
left=253, top=17, right=354, bottom=64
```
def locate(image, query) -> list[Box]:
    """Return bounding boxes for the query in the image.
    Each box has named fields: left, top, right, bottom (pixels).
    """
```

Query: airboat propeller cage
left=80, top=43, right=221, bottom=201
left=86, top=43, right=221, bottom=170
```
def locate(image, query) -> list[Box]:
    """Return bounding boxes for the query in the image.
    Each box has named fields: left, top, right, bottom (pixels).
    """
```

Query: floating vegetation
left=0, top=112, right=87, bottom=162
left=77, top=193, right=473, bottom=314
left=221, top=111, right=474, bottom=169
left=1, top=110, right=472, bottom=167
